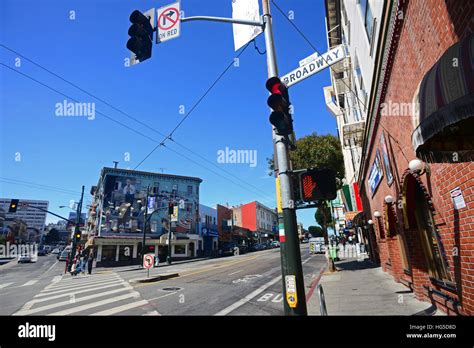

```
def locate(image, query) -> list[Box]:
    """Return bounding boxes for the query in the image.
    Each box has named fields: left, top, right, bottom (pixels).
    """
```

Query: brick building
left=357, top=0, right=474, bottom=315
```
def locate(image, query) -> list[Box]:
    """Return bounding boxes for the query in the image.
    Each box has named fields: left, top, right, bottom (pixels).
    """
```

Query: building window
left=101, top=245, right=116, bottom=262
left=174, top=245, right=186, bottom=255
left=187, top=185, right=193, bottom=195
left=358, top=0, right=376, bottom=44
left=119, top=245, right=133, bottom=261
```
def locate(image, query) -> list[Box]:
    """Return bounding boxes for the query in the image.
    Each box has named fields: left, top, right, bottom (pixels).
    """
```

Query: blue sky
left=0, top=0, right=336, bottom=229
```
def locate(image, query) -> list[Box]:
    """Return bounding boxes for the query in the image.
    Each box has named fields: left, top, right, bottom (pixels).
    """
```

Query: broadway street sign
left=281, top=45, right=346, bottom=87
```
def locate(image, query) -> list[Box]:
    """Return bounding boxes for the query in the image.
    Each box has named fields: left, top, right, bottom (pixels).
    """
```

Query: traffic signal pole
left=126, top=0, right=306, bottom=315
left=262, top=0, right=307, bottom=316
left=68, top=185, right=85, bottom=272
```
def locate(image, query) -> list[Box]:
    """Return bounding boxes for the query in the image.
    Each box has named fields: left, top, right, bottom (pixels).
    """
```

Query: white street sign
left=157, top=2, right=181, bottom=43
left=299, top=52, right=319, bottom=67
left=282, top=45, right=346, bottom=88
left=232, top=0, right=262, bottom=51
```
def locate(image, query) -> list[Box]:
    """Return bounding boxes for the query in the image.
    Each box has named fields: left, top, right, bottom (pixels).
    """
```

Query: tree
left=45, top=228, right=60, bottom=244
left=315, top=202, right=334, bottom=244
left=267, top=132, right=344, bottom=179
left=308, top=225, right=323, bottom=238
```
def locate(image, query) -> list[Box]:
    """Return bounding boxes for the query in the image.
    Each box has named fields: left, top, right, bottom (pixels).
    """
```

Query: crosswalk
left=13, top=272, right=155, bottom=316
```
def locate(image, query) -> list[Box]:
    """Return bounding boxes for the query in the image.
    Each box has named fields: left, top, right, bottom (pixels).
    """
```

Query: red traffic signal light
left=127, top=10, right=154, bottom=63
left=300, top=168, right=337, bottom=202
left=265, top=77, right=293, bottom=136
left=8, top=199, right=19, bottom=213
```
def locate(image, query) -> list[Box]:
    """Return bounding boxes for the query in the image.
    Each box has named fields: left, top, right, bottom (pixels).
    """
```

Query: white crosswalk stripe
left=0, top=282, right=14, bottom=289
left=14, top=272, right=151, bottom=316
left=22, top=280, right=38, bottom=286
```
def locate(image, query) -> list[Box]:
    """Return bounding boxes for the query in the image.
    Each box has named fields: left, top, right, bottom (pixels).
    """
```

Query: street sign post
left=281, top=45, right=346, bottom=87
left=157, top=2, right=181, bottom=43
left=143, top=253, right=154, bottom=277
left=232, top=0, right=263, bottom=51
left=170, top=205, right=178, bottom=222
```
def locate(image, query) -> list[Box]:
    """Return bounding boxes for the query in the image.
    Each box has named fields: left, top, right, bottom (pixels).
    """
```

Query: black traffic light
left=299, top=168, right=337, bottom=202
left=266, top=77, right=294, bottom=136
left=8, top=199, right=19, bottom=213
left=168, top=203, right=174, bottom=215
left=127, top=10, right=154, bottom=63
left=74, top=230, right=81, bottom=243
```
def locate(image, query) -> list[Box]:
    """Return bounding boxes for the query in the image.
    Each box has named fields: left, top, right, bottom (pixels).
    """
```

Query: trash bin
left=329, top=245, right=337, bottom=260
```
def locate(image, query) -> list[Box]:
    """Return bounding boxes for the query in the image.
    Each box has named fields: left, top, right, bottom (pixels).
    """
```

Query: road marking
left=45, top=260, right=59, bottom=273
left=179, top=255, right=259, bottom=279
left=228, top=270, right=243, bottom=276
left=43, top=276, right=121, bottom=291
left=146, top=291, right=177, bottom=302
left=214, top=275, right=282, bottom=316
left=48, top=291, right=141, bottom=316
left=52, top=276, right=62, bottom=283
left=14, top=284, right=133, bottom=315
left=22, top=280, right=38, bottom=286
left=32, top=280, right=128, bottom=302
left=215, top=256, right=313, bottom=315
left=0, top=282, right=14, bottom=289
left=90, top=299, right=149, bottom=316
left=232, top=274, right=262, bottom=284
left=144, top=310, right=160, bottom=316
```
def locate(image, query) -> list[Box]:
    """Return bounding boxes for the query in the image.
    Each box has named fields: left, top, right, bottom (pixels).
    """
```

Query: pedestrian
left=82, top=251, right=89, bottom=275
left=87, top=250, right=94, bottom=275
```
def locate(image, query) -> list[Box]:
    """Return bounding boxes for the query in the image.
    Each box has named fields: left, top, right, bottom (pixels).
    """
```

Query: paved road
left=0, top=244, right=326, bottom=316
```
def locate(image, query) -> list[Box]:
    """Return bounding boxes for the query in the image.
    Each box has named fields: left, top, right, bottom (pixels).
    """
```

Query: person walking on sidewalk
left=87, top=250, right=94, bottom=275
left=82, top=251, right=89, bottom=275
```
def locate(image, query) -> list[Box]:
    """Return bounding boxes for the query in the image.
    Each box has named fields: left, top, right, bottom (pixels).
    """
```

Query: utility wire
left=0, top=179, right=81, bottom=195
left=0, top=42, right=273, bottom=201
left=133, top=40, right=253, bottom=169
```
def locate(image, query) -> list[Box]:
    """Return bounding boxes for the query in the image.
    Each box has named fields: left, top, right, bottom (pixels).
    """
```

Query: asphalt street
left=0, top=244, right=327, bottom=316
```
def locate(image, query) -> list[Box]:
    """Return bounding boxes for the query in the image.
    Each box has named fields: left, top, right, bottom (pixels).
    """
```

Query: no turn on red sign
left=157, top=1, right=181, bottom=43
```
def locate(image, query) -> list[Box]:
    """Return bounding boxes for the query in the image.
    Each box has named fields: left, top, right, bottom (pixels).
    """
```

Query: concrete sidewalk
left=308, top=256, right=445, bottom=315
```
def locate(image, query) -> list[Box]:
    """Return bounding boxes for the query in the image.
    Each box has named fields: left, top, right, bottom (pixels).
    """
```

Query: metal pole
left=167, top=202, right=172, bottom=265
left=141, top=186, right=149, bottom=268
left=68, top=185, right=84, bottom=272
left=262, top=0, right=307, bottom=315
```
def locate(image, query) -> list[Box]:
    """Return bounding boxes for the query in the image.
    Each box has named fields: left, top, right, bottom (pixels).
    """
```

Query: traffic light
left=168, top=203, right=174, bottom=215
left=8, top=199, right=19, bottom=213
left=127, top=10, right=154, bottom=63
left=74, top=231, right=81, bottom=243
left=299, top=168, right=337, bottom=202
left=266, top=77, right=294, bottom=136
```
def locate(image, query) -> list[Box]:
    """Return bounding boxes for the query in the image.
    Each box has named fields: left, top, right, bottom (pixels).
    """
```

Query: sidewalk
left=307, top=256, right=445, bottom=315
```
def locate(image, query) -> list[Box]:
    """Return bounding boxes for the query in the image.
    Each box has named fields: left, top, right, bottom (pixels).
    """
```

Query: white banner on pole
left=232, top=0, right=262, bottom=51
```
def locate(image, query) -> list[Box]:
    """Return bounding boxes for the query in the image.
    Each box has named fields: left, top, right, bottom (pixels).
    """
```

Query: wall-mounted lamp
left=409, top=159, right=430, bottom=175
left=384, top=195, right=394, bottom=204
left=374, top=211, right=381, bottom=217
left=368, top=219, right=374, bottom=225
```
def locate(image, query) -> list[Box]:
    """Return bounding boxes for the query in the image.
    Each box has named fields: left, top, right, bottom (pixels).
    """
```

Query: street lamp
left=384, top=195, right=394, bottom=204
left=373, top=211, right=381, bottom=218
left=368, top=220, right=374, bottom=225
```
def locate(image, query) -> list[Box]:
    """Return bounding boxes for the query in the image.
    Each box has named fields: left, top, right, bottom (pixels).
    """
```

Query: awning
left=412, top=33, right=474, bottom=162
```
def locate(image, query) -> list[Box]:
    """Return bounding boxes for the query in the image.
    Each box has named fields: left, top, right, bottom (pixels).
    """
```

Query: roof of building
left=100, top=167, right=203, bottom=183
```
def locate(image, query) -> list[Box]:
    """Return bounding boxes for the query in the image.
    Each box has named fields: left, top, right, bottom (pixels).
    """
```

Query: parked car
left=43, top=245, right=52, bottom=253
left=58, top=247, right=71, bottom=261
left=271, top=241, right=280, bottom=248
left=51, top=248, right=61, bottom=255
left=302, top=238, right=309, bottom=243
left=18, top=254, right=33, bottom=263
left=37, top=248, right=47, bottom=256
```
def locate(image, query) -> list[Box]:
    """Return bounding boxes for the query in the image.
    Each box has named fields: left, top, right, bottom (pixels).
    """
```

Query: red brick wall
left=359, top=0, right=474, bottom=314
left=240, top=201, right=257, bottom=231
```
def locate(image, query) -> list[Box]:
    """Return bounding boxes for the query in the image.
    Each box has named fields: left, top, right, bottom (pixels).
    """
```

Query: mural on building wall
left=99, top=172, right=200, bottom=235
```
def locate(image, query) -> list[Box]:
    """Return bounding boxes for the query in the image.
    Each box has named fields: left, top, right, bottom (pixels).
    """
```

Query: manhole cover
left=162, top=287, right=182, bottom=291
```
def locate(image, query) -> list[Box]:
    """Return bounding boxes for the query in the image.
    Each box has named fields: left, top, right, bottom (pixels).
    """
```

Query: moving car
left=37, top=248, right=47, bottom=256
left=51, top=248, right=61, bottom=255
left=18, top=254, right=35, bottom=263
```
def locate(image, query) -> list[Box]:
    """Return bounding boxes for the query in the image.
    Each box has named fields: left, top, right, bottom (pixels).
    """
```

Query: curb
left=305, top=261, right=328, bottom=302
left=129, top=272, right=179, bottom=283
